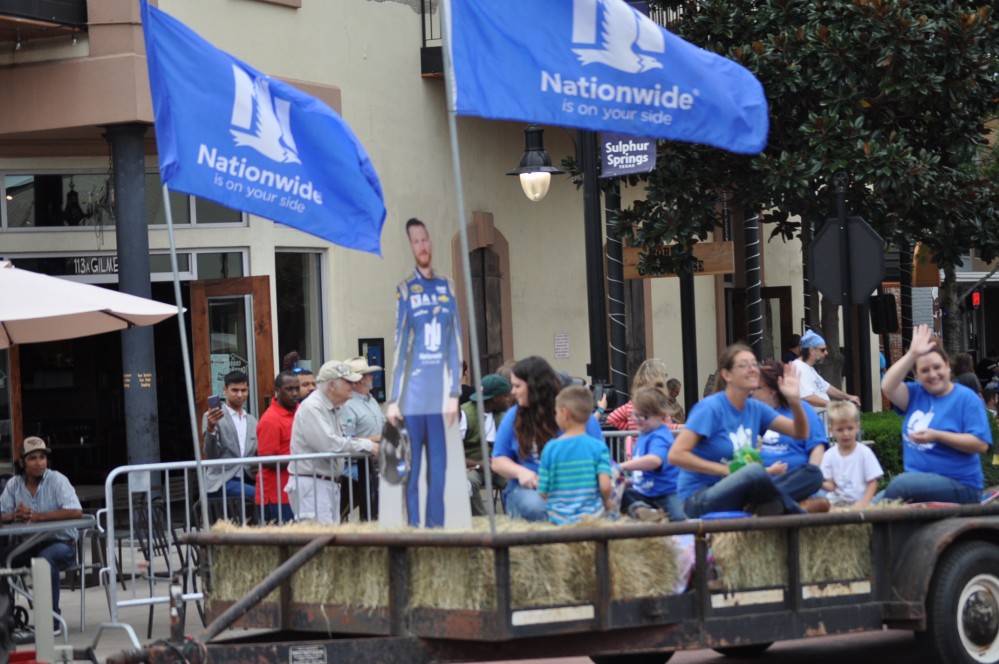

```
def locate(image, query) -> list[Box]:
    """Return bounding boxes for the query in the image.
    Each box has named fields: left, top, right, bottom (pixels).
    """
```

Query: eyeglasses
left=633, top=413, right=653, bottom=423
left=732, top=362, right=761, bottom=371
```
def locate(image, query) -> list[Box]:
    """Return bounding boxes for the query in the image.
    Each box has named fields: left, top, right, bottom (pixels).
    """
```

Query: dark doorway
left=470, top=247, right=504, bottom=376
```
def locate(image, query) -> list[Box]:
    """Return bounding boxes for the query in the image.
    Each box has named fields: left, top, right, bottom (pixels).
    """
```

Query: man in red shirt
left=256, top=370, right=300, bottom=523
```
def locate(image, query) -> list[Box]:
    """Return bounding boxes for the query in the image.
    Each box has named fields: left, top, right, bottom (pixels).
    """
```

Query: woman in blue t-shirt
left=491, top=356, right=603, bottom=520
left=668, top=344, right=810, bottom=517
left=880, top=324, right=992, bottom=504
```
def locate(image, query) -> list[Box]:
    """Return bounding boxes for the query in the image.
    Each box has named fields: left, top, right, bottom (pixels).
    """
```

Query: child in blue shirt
left=538, top=386, right=613, bottom=524
left=619, top=388, right=685, bottom=521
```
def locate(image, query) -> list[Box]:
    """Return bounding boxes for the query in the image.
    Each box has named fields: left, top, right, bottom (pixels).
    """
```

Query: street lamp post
left=509, top=125, right=611, bottom=389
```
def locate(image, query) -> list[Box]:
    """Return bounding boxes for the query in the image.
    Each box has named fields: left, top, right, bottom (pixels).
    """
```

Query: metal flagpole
left=162, top=184, right=211, bottom=535
left=744, top=213, right=764, bottom=358
left=440, top=0, right=497, bottom=536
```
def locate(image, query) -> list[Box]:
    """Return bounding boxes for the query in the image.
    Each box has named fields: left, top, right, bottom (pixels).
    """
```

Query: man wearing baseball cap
left=287, top=361, right=379, bottom=524
left=792, top=330, right=861, bottom=407
left=0, top=437, right=82, bottom=635
left=338, top=356, right=387, bottom=519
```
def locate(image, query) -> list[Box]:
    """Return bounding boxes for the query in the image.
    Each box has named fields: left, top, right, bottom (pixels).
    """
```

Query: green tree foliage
left=619, top=0, right=999, bottom=349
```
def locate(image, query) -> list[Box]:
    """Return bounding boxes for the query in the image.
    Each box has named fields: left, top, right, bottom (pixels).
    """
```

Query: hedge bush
left=860, top=410, right=999, bottom=490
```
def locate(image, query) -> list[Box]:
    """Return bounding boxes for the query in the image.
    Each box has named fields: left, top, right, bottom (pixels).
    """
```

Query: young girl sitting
left=618, top=388, right=685, bottom=522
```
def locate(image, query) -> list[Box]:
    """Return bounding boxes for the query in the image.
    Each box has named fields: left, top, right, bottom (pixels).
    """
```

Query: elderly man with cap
left=459, top=374, right=511, bottom=516
left=338, top=356, right=387, bottom=520
left=0, top=437, right=82, bottom=634
left=792, top=330, right=861, bottom=408
left=287, top=361, right=380, bottom=524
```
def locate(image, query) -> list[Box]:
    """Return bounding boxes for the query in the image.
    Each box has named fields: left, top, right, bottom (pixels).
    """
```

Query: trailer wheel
left=919, top=540, right=999, bottom=663
left=713, top=642, right=774, bottom=657
left=590, top=652, right=673, bottom=664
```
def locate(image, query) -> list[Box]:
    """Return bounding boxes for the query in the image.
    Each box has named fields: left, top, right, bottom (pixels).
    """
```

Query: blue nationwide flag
left=449, top=0, right=769, bottom=155
left=140, top=1, right=386, bottom=254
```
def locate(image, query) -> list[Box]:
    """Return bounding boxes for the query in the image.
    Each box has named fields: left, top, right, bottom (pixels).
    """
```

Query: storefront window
left=4, top=173, right=115, bottom=228
left=197, top=252, right=245, bottom=280
left=276, top=251, right=324, bottom=371
left=2, top=172, right=242, bottom=229
left=195, top=197, right=242, bottom=224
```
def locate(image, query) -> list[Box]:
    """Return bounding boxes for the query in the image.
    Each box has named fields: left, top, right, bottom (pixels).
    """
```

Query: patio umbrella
left=0, top=260, right=179, bottom=349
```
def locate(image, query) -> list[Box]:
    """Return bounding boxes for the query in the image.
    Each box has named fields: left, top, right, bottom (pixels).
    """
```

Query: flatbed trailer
left=107, top=503, right=999, bottom=664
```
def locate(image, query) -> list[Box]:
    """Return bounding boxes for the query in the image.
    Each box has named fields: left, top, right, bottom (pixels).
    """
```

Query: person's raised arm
left=771, top=364, right=808, bottom=440
left=882, top=324, right=934, bottom=411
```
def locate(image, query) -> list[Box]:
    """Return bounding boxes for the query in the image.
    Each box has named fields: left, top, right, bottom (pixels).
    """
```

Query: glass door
left=190, top=277, right=273, bottom=431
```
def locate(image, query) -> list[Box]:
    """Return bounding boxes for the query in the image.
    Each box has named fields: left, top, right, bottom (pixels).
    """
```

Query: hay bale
left=710, top=504, right=902, bottom=590
left=207, top=516, right=680, bottom=611
left=710, top=529, right=788, bottom=589
left=800, top=523, right=872, bottom=582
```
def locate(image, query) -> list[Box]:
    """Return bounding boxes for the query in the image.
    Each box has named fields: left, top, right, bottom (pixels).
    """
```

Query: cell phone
left=207, top=395, right=222, bottom=410
left=593, top=383, right=604, bottom=403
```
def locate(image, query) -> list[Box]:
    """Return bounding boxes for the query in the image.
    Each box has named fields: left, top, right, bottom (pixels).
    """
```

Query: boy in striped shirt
left=538, top=386, right=613, bottom=524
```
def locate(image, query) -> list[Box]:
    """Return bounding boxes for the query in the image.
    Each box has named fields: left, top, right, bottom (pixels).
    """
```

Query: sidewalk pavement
left=12, top=568, right=228, bottom=662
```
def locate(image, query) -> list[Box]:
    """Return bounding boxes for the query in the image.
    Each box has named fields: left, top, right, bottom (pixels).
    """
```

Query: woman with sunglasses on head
left=668, top=344, right=810, bottom=517
left=879, top=324, right=991, bottom=504
left=753, top=360, right=830, bottom=512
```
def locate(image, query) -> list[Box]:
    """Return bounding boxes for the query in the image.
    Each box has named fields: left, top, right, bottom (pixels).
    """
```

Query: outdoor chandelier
left=507, top=125, right=564, bottom=202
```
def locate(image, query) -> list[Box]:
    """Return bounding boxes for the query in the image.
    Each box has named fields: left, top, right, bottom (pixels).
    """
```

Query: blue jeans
left=773, top=464, right=824, bottom=502
left=876, top=471, right=981, bottom=504
left=222, top=478, right=255, bottom=500
left=621, top=488, right=687, bottom=521
left=504, top=484, right=548, bottom=522
left=406, top=413, right=447, bottom=528
left=262, top=503, right=295, bottom=524
left=683, top=464, right=805, bottom=518
left=11, top=540, right=75, bottom=616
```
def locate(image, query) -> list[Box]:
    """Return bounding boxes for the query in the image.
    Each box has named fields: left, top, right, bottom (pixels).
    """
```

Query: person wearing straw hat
left=339, top=355, right=386, bottom=520
left=792, top=329, right=860, bottom=408
left=287, top=361, right=379, bottom=524
left=0, top=437, right=82, bottom=635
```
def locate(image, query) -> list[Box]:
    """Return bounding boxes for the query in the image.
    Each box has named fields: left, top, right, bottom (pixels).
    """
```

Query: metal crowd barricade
left=602, top=429, right=638, bottom=463
left=94, top=451, right=373, bottom=648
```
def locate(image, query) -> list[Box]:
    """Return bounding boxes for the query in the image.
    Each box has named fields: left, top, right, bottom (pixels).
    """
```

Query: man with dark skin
left=0, top=437, right=83, bottom=634
left=256, top=371, right=300, bottom=523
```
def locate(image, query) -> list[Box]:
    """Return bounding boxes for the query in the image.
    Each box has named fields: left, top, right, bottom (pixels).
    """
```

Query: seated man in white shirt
left=792, top=330, right=860, bottom=408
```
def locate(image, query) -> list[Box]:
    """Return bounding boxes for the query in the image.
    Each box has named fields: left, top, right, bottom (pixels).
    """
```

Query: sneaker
left=799, top=497, right=831, bottom=514
left=633, top=506, right=664, bottom=522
